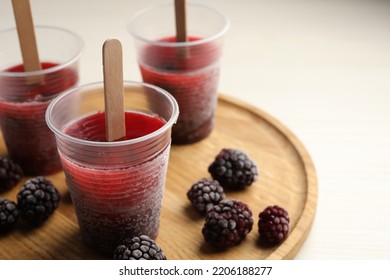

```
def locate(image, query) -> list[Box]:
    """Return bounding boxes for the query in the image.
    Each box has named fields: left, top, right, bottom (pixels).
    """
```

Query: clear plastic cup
left=46, top=81, right=179, bottom=254
left=127, top=3, right=229, bottom=144
left=0, top=26, right=84, bottom=175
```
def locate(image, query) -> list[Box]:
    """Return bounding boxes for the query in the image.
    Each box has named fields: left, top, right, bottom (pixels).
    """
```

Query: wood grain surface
left=0, top=95, right=317, bottom=260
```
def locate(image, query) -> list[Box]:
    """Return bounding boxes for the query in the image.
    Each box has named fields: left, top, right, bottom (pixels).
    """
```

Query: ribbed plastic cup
left=0, top=26, right=84, bottom=175
left=127, top=2, right=229, bottom=144
left=46, top=81, right=179, bottom=254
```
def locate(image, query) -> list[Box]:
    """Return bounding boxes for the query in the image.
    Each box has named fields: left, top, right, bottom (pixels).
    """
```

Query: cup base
left=0, top=118, right=63, bottom=176
left=172, top=117, right=213, bottom=145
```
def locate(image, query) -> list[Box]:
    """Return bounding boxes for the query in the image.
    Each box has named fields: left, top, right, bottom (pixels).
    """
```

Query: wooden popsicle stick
left=12, top=0, right=41, bottom=72
left=102, top=38, right=126, bottom=142
left=175, top=0, right=187, bottom=42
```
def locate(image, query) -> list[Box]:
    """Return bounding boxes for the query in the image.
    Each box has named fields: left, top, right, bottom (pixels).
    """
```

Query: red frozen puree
left=65, top=111, right=165, bottom=141
left=61, top=111, right=167, bottom=253
left=139, top=36, right=221, bottom=144
left=4, top=62, right=78, bottom=101
left=0, top=62, right=78, bottom=175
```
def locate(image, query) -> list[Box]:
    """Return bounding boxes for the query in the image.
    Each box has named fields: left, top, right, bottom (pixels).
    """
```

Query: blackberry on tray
left=258, top=205, right=290, bottom=246
left=114, top=235, right=167, bottom=260
left=17, top=176, right=60, bottom=225
left=208, top=148, right=258, bottom=189
left=0, top=156, right=23, bottom=192
left=187, top=178, right=225, bottom=214
left=0, top=198, right=19, bottom=230
left=202, top=199, right=253, bottom=248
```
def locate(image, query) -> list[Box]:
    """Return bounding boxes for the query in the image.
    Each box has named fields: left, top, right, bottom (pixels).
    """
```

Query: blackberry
left=0, top=198, right=19, bottom=230
left=114, top=235, right=167, bottom=260
left=208, top=148, right=258, bottom=189
left=0, top=156, right=23, bottom=192
left=202, top=199, right=253, bottom=247
left=187, top=178, right=225, bottom=214
left=258, top=205, right=290, bottom=246
left=17, top=176, right=60, bottom=225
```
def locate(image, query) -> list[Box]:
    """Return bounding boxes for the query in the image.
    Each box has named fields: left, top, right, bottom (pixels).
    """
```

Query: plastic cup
left=0, top=26, right=84, bottom=175
left=46, top=81, right=179, bottom=254
left=127, top=3, right=229, bottom=144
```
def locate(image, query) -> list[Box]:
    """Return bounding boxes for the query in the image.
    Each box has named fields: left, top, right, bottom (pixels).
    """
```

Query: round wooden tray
left=0, top=95, right=317, bottom=260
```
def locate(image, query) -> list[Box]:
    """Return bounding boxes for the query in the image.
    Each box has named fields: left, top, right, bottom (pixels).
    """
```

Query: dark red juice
left=139, top=36, right=222, bottom=144
left=61, top=111, right=168, bottom=253
left=0, top=62, right=78, bottom=175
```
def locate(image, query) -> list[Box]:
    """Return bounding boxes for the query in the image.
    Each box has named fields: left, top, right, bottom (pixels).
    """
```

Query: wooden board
left=0, top=95, right=317, bottom=260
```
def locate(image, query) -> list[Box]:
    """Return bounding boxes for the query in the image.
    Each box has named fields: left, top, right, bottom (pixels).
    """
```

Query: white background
left=0, top=260, right=388, bottom=279
left=1, top=0, right=390, bottom=259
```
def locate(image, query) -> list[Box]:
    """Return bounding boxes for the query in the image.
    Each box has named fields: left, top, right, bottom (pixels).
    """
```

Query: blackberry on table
left=187, top=178, right=225, bottom=214
left=0, top=198, right=19, bottom=230
left=17, top=176, right=60, bottom=225
left=258, top=205, right=290, bottom=246
left=208, top=148, right=258, bottom=189
left=0, top=156, right=23, bottom=192
left=202, top=199, right=253, bottom=248
left=114, top=235, right=167, bottom=260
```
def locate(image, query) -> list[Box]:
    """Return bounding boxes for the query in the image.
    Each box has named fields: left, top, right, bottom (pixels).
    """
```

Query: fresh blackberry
left=114, top=235, right=167, bottom=260
left=208, top=148, right=258, bottom=189
left=258, top=205, right=290, bottom=246
left=0, top=156, right=23, bottom=192
left=17, top=176, right=60, bottom=225
left=202, top=199, right=253, bottom=247
left=187, top=178, right=225, bottom=214
left=0, top=198, right=19, bottom=230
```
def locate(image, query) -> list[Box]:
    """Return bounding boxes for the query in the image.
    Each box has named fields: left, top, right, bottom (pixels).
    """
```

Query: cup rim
left=127, top=2, right=230, bottom=47
left=0, top=25, right=84, bottom=77
left=46, top=81, right=180, bottom=147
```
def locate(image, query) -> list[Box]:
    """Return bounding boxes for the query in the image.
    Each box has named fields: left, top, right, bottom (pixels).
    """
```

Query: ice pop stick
left=12, top=0, right=41, bottom=72
left=103, top=38, right=126, bottom=142
left=175, top=0, right=187, bottom=42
